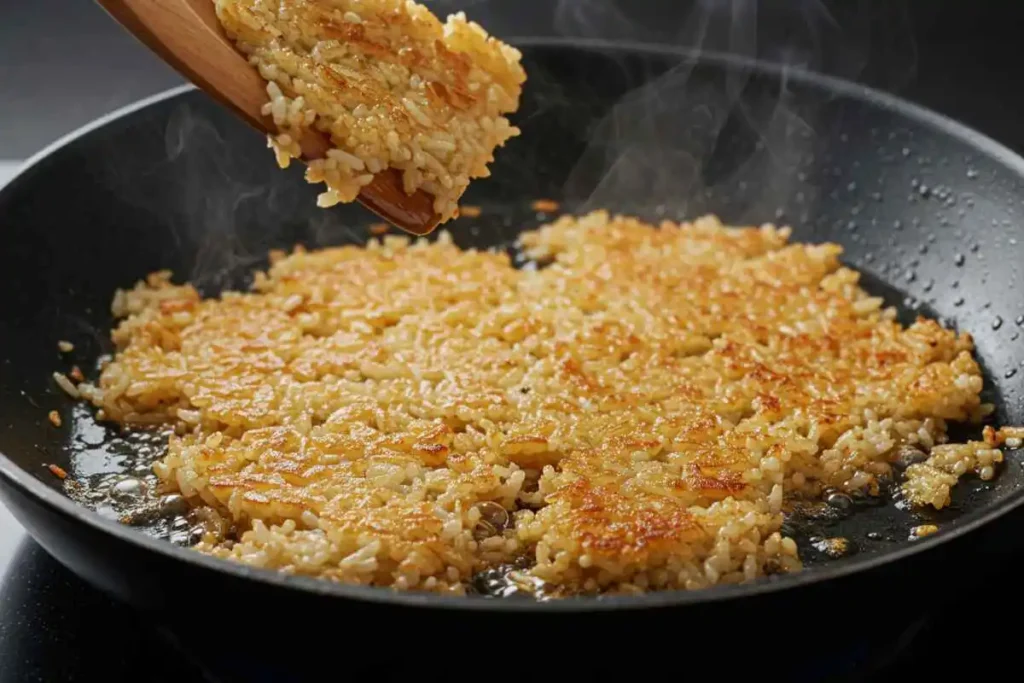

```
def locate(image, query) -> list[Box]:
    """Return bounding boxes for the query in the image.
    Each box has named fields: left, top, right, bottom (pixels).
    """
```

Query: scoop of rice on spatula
left=97, top=0, right=524, bottom=235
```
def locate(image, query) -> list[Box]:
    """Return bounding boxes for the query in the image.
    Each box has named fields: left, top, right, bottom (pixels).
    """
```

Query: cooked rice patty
left=80, top=212, right=1010, bottom=595
left=216, top=0, right=525, bottom=222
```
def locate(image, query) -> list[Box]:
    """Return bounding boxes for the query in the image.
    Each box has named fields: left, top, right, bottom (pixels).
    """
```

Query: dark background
left=1, top=0, right=1023, bottom=159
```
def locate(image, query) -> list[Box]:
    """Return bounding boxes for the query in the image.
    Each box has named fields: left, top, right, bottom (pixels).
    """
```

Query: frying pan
left=2, top=38, right=1024, bottom=678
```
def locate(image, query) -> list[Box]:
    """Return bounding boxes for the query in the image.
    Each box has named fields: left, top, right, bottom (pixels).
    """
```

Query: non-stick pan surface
left=3, top=39, right=1024, bottom=673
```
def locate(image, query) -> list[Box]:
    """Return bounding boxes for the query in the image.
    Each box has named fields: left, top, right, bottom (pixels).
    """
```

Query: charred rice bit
left=215, top=0, right=526, bottom=223
left=910, top=524, right=939, bottom=539
left=80, top=211, right=1016, bottom=596
left=531, top=198, right=560, bottom=213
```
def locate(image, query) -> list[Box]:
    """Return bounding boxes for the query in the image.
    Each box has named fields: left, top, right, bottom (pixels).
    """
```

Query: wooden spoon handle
left=96, top=0, right=440, bottom=235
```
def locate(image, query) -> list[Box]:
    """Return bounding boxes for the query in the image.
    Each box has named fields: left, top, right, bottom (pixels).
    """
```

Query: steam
left=560, top=56, right=816, bottom=222
left=550, top=0, right=917, bottom=222
left=155, top=104, right=358, bottom=290
left=163, top=104, right=263, bottom=287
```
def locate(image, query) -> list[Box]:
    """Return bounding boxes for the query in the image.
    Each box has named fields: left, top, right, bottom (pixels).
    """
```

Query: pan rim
left=2, top=36, right=1023, bottom=613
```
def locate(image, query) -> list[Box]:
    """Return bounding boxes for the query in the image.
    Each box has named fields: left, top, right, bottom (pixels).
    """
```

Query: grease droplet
left=111, top=477, right=146, bottom=499
left=993, top=316, right=1004, bottom=330
left=825, top=491, right=854, bottom=512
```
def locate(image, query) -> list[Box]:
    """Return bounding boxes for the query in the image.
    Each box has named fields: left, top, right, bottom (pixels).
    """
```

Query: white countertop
left=0, top=161, right=20, bottom=185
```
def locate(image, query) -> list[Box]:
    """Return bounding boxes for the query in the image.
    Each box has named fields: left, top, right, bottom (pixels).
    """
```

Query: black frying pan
left=2, top=39, right=1024, bottom=679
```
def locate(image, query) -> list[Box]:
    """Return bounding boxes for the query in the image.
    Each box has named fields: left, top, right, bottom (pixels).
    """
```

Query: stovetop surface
left=0, top=541, right=207, bottom=683
left=0, top=531, right=1006, bottom=682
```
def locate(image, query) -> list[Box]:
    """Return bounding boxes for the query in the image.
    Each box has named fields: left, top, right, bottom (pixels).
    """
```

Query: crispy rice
left=79, top=212, right=1012, bottom=596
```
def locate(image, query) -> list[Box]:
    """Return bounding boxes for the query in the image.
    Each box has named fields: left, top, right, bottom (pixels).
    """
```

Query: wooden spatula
left=96, top=0, right=442, bottom=235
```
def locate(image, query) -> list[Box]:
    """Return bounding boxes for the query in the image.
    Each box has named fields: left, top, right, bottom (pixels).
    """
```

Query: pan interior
left=2, top=42, right=1024, bottom=600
